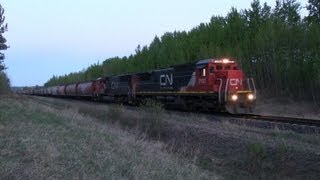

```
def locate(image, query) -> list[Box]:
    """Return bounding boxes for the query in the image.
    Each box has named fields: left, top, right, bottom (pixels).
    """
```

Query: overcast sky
left=1, top=0, right=308, bottom=86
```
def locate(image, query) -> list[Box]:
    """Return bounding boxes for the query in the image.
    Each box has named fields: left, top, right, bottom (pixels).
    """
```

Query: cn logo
left=160, top=74, right=173, bottom=86
left=230, top=79, right=242, bottom=86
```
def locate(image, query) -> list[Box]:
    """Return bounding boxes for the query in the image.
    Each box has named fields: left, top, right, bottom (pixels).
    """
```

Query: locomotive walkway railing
left=217, top=78, right=223, bottom=104
left=247, top=78, right=256, bottom=97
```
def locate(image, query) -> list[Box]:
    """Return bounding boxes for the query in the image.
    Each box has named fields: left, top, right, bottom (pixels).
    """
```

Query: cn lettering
left=160, top=74, right=173, bottom=86
left=230, top=79, right=242, bottom=86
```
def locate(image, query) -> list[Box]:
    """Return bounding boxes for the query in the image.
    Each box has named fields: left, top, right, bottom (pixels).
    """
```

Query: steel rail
left=27, top=94, right=320, bottom=128
left=230, top=114, right=320, bottom=127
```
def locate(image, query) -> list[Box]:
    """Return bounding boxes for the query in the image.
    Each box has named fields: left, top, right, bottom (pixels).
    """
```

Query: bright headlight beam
left=222, top=59, right=229, bottom=63
left=248, top=94, right=254, bottom=100
left=231, top=94, right=238, bottom=101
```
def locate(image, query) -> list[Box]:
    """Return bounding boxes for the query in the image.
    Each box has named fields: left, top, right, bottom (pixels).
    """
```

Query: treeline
left=45, top=0, right=320, bottom=102
left=44, top=63, right=103, bottom=86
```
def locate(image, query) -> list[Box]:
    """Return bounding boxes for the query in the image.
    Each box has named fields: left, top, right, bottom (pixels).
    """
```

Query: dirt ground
left=254, top=97, right=320, bottom=120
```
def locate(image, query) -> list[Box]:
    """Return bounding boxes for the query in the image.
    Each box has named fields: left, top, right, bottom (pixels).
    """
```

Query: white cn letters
left=160, top=74, right=173, bottom=86
left=230, top=78, right=241, bottom=86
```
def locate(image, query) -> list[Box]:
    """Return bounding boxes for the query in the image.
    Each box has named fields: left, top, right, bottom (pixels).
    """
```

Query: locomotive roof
left=196, top=58, right=236, bottom=66
left=196, top=59, right=213, bottom=68
left=196, top=59, right=212, bottom=65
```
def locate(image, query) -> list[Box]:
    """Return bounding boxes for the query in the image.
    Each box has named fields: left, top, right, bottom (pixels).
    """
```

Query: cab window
left=202, top=68, right=206, bottom=76
left=210, top=67, right=214, bottom=73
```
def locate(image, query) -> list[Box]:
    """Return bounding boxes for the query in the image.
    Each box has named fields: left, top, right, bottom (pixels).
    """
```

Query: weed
left=246, top=142, right=267, bottom=173
left=107, top=104, right=124, bottom=123
left=140, top=98, right=164, bottom=114
left=139, top=99, right=165, bottom=138
left=277, top=141, right=290, bottom=163
left=195, top=155, right=215, bottom=170
left=77, top=106, right=109, bottom=121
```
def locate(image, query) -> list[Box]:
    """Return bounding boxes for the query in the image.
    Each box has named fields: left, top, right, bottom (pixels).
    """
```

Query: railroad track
left=29, top=95, right=320, bottom=128
left=228, top=114, right=320, bottom=127
left=169, top=108, right=320, bottom=128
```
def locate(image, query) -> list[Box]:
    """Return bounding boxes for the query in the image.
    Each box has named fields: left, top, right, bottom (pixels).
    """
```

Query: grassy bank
left=29, top=96, right=320, bottom=179
left=0, top=96, right=216, bottom=179
left=4, top=95, right=320, bottom=179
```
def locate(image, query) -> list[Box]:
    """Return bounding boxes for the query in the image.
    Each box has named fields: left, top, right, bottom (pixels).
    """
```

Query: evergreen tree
left=306, top=0, right=320, bottom=23
left=0, top=4, right=9, bottom=94
left=0, top=4, right=8, bottom=72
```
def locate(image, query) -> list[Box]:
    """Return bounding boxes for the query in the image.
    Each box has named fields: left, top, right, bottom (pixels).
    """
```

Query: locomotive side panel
left=135, top=72, right=155, bottom=92
left=136, top=64, right=196, bottom=93
left=172, top=63, right=196, bottom=92
left=107, top=75, right=131, bottom=96
left=153, top=68, right=175, bottom=91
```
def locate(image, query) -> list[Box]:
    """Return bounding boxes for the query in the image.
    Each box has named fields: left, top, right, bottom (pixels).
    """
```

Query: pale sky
left=1, top=0, right=309, bottom=86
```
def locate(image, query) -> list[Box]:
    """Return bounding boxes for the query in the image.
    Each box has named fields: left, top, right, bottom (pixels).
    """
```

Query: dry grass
left=74, top=99, right=166, bottom=139
left=0, top=96, right=217, bottom=179
left=23, top=96, right=320, bottom=179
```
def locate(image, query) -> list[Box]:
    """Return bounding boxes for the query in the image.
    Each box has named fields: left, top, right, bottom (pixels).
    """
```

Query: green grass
left=0, top=96, right=216, bottom=179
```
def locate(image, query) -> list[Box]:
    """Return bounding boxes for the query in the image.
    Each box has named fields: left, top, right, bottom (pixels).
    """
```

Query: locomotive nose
left=226, top=91, right=256, bottom=114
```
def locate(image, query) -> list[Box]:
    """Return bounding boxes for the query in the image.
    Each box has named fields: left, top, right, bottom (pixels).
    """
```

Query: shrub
left=246, top=142, right=267, bottom=173
left=140, top=98, right=164, bottom=114
left=139, top=99, right=165, bottom=138
left=107, top=105, right=123, bottom=121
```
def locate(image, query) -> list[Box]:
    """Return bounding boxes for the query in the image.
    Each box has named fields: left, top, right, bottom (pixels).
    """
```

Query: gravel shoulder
left=254, top=97, right=320, bottom=120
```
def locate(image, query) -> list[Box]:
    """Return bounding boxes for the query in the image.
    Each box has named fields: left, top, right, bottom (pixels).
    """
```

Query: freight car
left=27, top=58, right=256, bottom=114
left=43, top=79, right=106, bottom=100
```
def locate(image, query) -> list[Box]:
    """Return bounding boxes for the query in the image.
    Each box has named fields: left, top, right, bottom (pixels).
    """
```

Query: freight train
left=22, top=58, right=256, bottom=114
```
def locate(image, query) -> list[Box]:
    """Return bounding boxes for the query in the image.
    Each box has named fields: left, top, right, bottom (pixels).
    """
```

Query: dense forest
left=45, top=0, right=320, bottom=103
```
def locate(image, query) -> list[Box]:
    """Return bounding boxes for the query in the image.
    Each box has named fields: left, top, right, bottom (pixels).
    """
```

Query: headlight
left=247, top=94, right=254, bottom=100
left=231, top=94, right=238, bottom=101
